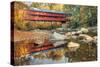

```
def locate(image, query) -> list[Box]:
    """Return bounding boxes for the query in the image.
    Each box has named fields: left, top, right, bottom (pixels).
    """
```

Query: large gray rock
left=52, top=32, right=66, bottom=40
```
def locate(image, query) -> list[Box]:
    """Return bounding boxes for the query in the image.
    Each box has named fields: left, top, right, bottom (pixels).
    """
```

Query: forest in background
left=13, top=1, right=97, bottom=30
left=30, top=2, right=97, bottom=28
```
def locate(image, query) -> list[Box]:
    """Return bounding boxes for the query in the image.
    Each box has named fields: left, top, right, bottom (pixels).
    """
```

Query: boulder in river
left=80, top=28, right=89, bottom=33
left=67, top=41, right=80, bottom=51
left=52, top=32, right=66, bottom=40
left=53, top=40, right=67, bottom=47
left=79, top=34, right=93, bottom=43
left=93, top=36, right=97, bottom=44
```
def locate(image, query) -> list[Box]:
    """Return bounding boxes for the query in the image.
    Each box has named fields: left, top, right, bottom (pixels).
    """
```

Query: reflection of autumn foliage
left=13, top=30, right=51, bottom=58
left=47, top=49, right=64, bottom=60
left=14, top=43, right=30, bottom=57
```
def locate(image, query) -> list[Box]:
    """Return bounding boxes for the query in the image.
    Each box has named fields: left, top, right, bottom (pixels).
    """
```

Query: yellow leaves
left=14, top=10, right=24, bottom=23
left=52, top=4, right=64, bottom=11
left=47, top=49, right=64, bottom=60
left=13, top=2, right=28, bottom=30
left=30, top=3, right=64, bottom=11
left=14, top=9, right=28, bottom=30
left=14, top=43, right=29, bottom=57
left=30, top=21, right=61, bottom=29
left=14, top=1, right=28, bottom=10
left=40, top=6, right=50, bottom=10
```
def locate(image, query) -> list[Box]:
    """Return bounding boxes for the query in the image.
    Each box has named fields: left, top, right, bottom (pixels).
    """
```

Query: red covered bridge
left=19, top=8, right=71, bottom=22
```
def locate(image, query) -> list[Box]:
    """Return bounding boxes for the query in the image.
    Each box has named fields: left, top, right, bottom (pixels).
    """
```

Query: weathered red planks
left=24, top=16, right=66, bottom=21
left=26, top=10, right=66, bottom=17
left=17, top=9, right=67, bottom=21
